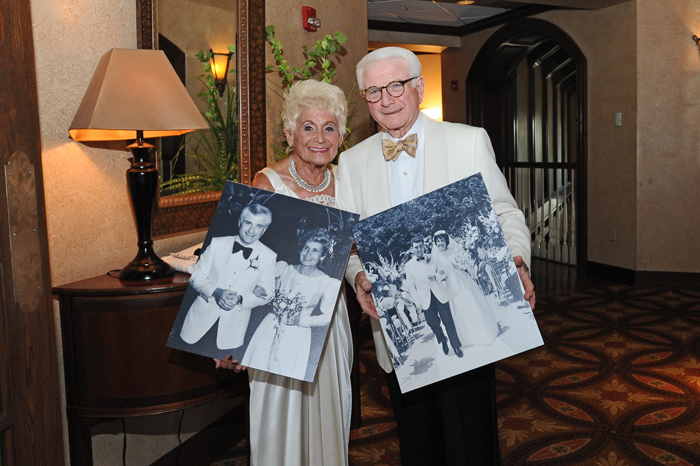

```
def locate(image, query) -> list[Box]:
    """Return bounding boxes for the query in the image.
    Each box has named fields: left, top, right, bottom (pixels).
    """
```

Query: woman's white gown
left=242, top=263, right=340, bottom=381
left=246, top=167, right=352, bottom=466
left=433, top=242, right=499, bottom=347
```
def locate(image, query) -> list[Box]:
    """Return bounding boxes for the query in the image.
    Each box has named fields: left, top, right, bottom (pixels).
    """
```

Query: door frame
left=0, top=1, right=65, bottom=464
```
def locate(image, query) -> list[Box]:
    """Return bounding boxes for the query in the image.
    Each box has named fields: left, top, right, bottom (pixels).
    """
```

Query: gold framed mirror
left=136, top=0, right=267, bottom=238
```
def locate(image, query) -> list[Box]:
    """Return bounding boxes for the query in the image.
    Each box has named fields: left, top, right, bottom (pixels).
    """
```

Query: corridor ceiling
left=367, top=0, right=631, bottom=29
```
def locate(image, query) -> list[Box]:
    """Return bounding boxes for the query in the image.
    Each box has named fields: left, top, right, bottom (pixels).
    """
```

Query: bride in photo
left=241, top=227, right=340, bottom=380
left=431, top=230, right=500, bottom=347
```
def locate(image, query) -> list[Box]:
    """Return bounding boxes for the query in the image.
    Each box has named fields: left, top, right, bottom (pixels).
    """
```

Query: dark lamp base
left=120, top=137, right=174, bottom=283
left=119, top=247, right=175, bottom=282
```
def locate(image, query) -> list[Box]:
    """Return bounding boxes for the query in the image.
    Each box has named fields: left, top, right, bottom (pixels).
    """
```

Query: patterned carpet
left=214, top=285, right=700, bottom=465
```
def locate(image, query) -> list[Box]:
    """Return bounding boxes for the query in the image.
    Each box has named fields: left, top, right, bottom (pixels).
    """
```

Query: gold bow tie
left=382, top=133, right=418, bottom=162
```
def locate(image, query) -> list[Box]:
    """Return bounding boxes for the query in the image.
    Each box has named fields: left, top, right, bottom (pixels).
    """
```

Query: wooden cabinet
left=54, top=273, right=248, bottom=466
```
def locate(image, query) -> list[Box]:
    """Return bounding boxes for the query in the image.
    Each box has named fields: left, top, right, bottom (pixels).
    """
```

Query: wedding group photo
left=353, top=174, right=543, bottom=393
left=166, top=180, right=357, bottom=382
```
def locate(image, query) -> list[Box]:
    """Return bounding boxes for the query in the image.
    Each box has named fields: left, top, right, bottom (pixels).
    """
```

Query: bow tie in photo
left=232, top=241, right=253, bottom=259
left=416, top=256, right=426, bottom=262
left=382, top=133, right=418, bottom=162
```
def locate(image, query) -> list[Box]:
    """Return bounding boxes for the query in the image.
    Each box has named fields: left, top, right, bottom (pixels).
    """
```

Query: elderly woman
left=219, top=79, right=351, bottom=466
left=241, top=228, right=340, bottom=380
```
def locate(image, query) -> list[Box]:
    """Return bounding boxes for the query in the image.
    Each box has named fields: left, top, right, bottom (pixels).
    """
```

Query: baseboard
left=586, top=261, right=700, bottom=290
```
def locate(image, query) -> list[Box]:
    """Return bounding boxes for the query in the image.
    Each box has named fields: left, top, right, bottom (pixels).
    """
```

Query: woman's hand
left=252, top=285, right=268, bottom=299
left=355, top=272, right=379, bottom=319
left=214, top=355, right=247, bottom=373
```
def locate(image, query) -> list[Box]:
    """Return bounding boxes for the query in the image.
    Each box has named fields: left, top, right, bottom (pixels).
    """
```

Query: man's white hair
left=356, top=47, right=422, bottom=90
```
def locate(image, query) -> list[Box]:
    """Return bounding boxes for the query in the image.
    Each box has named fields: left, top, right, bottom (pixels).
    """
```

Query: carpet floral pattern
left=497, top=285, right=700, bottom=465
left=215, top=285, right=700, bottom=465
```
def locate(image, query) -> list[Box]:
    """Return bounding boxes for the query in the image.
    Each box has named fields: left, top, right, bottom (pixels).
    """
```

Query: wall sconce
left=69, top=48, right=208, bottom=282
left=693, top=35, right=700, bottom=53
left=210, top=49, right=233, bottom=97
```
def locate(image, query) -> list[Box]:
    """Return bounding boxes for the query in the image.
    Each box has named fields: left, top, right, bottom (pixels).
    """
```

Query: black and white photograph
left=167, top=181, right=357, bottom=382
left=352, top=173, right=543, bottom=393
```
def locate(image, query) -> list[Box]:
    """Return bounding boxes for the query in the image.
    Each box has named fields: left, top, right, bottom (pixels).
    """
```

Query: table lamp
left=69, top=48, right=208, bottom=282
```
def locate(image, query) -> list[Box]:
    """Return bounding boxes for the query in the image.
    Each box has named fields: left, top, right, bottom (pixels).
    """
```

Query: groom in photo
left=180, top=203, right=277, bottom=350
left=403, top=235, right=463, bottom=358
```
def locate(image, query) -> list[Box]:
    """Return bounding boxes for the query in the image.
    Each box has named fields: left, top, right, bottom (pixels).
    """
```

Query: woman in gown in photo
left=217, top=79, right=352, bottom=466
left=431, top=230, right=500, bottom=347
left=241, top=228, right=340, bottom=381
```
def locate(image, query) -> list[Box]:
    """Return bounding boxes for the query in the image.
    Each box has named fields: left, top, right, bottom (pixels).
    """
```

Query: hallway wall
left=442, top=0, right=700, bottom=274
left=635, top=0, right=700, bottom=272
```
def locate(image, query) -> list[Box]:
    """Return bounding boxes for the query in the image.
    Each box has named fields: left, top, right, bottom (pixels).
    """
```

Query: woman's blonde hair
left=281, top=79, right=348, bottom=138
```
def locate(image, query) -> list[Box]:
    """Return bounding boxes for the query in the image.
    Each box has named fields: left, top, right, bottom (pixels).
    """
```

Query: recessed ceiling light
left=457, top=0, right=475, bottom=4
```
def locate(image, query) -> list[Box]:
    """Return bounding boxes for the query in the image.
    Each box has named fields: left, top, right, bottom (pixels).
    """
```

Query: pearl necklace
left=289, top=155, right=331, bottom=193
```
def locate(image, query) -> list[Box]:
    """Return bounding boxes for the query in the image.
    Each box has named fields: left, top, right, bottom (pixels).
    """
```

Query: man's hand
left=214, top=355, right=246, bottom=373
left=513, top=256, right=535, bottom=310
left=213, top=288, right=239, bottom=311
left=355, top=271, right=379, bottom=319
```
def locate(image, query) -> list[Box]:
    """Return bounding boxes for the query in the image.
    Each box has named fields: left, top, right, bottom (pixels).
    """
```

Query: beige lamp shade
left=69, top=48, right=208, bottom=141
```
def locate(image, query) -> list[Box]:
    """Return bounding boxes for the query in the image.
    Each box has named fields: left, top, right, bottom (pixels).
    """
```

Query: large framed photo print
left=167, top=181, right=357, bottom=382
left=352, top=173, right=543, bottom=393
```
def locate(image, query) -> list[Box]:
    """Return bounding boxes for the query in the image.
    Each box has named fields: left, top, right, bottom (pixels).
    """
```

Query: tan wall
left=265, top=0, right=371, bottom=163
left=442, top=1, right=641, bottom=271
left=635, top=0, right=700, bottom=272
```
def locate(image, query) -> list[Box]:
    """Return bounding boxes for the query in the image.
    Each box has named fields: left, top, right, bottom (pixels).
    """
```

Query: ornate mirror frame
left=136, top=0, right=267, bottom=238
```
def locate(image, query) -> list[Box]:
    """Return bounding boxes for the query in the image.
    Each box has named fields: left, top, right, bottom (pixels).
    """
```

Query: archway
left=467, top=18, right=587, bottom=269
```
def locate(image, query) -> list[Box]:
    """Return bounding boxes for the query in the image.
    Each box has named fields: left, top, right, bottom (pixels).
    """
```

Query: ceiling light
left=457, top=1, right=475, bottom=4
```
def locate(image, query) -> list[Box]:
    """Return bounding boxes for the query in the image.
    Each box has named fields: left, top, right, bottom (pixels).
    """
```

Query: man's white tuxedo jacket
left=180, top=235, right=276, bottom=349
left=403, top=256, right=449, bottom=309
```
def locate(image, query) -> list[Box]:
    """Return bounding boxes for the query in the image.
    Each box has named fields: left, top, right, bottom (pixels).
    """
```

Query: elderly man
left=337, top=47, right=535, bottom=465
left=180, top=203, right=277, bottom=350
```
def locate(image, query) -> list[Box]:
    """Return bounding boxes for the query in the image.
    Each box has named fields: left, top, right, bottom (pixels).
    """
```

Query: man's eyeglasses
left=361, top=76, right=419, bottom=103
